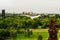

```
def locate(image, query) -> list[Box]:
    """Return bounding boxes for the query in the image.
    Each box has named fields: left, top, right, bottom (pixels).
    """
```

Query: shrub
left=38, top=35, right=42, bottom=40
left=0, top=29, right=10, bottom=40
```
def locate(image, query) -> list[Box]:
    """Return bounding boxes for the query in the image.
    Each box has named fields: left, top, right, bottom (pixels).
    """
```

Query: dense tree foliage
left=0, top=15, right=60, bottom=29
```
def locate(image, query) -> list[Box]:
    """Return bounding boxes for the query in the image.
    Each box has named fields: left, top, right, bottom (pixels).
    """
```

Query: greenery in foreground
left=7, top=31, right=60, bottom=40
left=0, top=15, right=60, bottom=40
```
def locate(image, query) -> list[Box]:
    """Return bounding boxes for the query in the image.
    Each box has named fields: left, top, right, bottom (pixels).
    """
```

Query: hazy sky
left=0, top=0, right=60, bottom=13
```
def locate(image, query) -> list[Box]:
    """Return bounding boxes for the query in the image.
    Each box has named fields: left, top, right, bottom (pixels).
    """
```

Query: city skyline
left=0, top=0, right=60, bottom=13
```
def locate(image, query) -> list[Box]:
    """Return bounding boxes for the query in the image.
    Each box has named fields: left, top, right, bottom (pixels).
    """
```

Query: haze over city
left=0, top=0, right=60, bottom=13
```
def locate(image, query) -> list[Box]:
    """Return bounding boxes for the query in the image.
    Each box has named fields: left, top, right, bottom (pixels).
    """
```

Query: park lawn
left=16, top=32, right=48, bottom=40
left=17, top=29, right=60, bottom=40
left=6, top=29, right=60, bottom=40
left=16, top=32, right=60, bottom=40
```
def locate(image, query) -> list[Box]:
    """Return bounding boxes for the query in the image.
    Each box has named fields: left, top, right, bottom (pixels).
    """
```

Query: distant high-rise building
left=2, top=9, right=5, bottom=18
left=23, top=12, right=25, bottom=14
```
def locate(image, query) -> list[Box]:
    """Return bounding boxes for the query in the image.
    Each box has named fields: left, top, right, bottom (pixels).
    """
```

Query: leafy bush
left=0, top=29, right=10, bottom=40
left=38, top=35, right=43, bottom=40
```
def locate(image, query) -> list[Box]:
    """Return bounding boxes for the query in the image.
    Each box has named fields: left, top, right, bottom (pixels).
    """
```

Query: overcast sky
left=0, top=0, right=60, bottom=13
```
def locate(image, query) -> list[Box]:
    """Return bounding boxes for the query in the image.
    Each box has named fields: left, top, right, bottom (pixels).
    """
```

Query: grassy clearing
left=17, top=29, right=60, bottom=40
left=5, top=29, right=60, bottom=40
left=16, top=32, right=60, bottom=40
